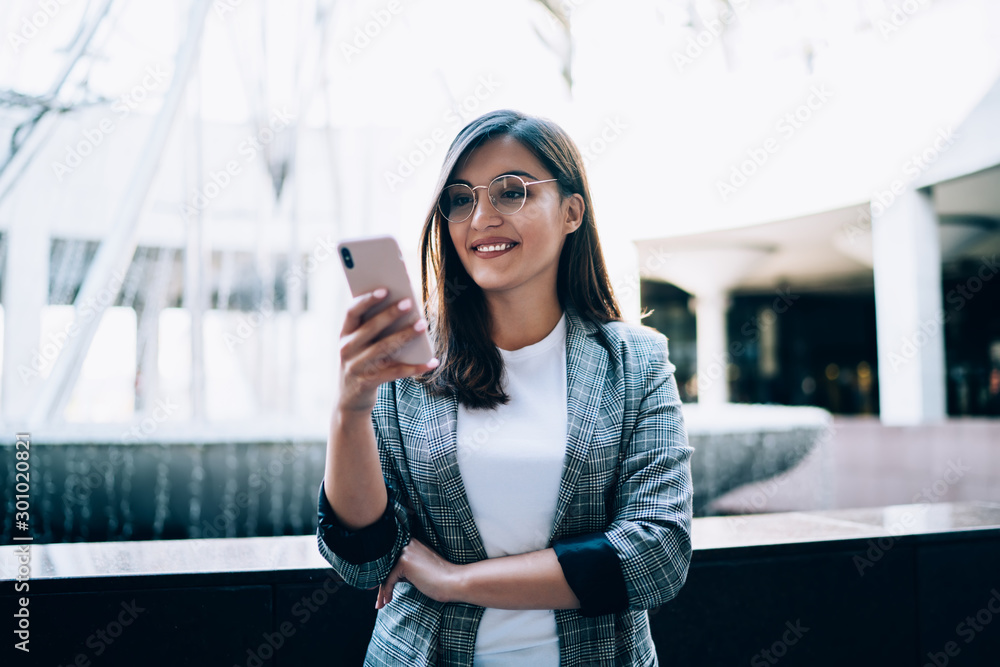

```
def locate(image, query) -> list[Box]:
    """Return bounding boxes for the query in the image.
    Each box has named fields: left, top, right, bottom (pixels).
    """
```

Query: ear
left=562, top=193, right=585, bottom=235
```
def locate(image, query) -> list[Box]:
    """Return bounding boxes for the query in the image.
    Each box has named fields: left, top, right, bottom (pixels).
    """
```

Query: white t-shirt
left=456, top=311, right=568, bottom=666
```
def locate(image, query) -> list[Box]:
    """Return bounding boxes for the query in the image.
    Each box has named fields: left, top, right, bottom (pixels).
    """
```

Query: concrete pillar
left=871, top=188, right=947, bottom=425
left=1, top=221, right=49, bottom=425
left=694, top=290, right=730, bottom=407
left=639, top=246, right=768, bottom=407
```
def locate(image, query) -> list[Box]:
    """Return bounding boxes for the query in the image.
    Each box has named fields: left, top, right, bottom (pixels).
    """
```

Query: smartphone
left=337, top=234, right=435, bottom=366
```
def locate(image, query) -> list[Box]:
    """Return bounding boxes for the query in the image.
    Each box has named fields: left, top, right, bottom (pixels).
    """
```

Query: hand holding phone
left=336, top=235, right=438, bottom=411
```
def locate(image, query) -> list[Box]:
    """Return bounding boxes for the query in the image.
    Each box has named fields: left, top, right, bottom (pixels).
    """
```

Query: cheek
left=519, top=217, right=561, bottom=251
left=447, top=227, right=466, bottom=257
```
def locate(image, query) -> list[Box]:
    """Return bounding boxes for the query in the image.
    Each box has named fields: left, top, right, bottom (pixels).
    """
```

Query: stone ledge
left=3, top=501, right=997, bottom=584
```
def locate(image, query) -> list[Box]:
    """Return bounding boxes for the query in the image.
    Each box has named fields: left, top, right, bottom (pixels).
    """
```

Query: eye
left=498, top=187, right=523, bottom=201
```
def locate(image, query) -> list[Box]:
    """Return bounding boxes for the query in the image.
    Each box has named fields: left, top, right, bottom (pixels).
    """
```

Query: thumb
left=378, top=571, right=399, bottom=609
left=385, top=576, right=397, bottom=605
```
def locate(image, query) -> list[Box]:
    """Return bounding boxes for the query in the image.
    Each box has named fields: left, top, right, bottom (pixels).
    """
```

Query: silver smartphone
left=337, top=234, right=434, bottom=365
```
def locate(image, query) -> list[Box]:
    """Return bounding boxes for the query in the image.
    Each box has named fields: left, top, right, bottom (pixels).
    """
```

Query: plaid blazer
left=317, top=301, right=693, bottom=666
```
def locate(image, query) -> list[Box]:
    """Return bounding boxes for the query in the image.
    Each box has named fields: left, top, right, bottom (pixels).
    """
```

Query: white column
left=871, top=188, right=946, bottom=425
left=2, top=221, right=49, bottom=425
left=694, top=290, right=730, bottom=407
left=639, top=246, right=767, bottom=408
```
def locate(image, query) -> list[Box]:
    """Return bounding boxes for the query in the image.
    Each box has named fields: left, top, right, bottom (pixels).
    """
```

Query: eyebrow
left=447, top=170, right=539, bottom=186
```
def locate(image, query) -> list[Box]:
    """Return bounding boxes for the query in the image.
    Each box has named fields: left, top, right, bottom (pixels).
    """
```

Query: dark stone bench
left=3, top=501, right=998, bottom=665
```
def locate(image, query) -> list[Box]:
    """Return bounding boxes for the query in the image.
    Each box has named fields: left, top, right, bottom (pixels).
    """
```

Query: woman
left=317, top=109, right=693, bottom=666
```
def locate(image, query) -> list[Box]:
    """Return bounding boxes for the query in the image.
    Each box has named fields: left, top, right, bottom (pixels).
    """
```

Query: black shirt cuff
left=317, top=479, right=397, bottom=565
left=552, top=532, right=630, bottom=617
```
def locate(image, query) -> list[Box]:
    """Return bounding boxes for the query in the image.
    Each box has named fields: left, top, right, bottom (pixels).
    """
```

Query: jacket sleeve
left=553, top=333, right=693, bottom=617
left=316, top=380, right=413, bottom=590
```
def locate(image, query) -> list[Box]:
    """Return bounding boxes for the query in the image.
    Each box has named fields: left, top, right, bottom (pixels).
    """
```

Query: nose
left=469, top=186, right=501, bottom=230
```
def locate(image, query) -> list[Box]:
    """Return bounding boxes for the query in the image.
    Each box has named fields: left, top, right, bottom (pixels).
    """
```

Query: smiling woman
left=317, top=110, right=693, bottom=666
left=418, top=112, right=620, bottom=408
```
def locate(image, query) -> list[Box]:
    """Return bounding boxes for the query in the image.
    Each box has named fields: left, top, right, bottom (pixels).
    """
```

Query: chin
left=470, top=273, right=515, bottom=293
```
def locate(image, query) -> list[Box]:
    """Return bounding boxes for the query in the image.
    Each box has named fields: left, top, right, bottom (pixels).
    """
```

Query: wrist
left=446, top=562, right=471, bottom=605
left=333, top=402, right=372, bottom=425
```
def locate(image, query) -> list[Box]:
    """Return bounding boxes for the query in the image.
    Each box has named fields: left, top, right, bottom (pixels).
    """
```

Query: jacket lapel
left=547, top=303, right=606, bottom=543
left=418, top=302, right=607, bottom=560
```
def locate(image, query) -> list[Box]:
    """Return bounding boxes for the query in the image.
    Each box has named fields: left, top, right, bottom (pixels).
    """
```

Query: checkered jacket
left=317, top=302, right=693, bottom=666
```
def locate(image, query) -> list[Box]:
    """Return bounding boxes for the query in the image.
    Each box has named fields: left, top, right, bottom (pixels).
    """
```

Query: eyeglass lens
left=438, top=175, right=528, bottom=223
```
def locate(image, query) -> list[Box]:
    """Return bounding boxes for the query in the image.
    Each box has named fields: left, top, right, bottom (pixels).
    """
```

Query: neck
left=485, top=288, right=564, bottom=352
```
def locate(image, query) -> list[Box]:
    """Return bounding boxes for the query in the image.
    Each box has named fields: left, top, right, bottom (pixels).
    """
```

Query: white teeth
left=476, top=243, right=515, bottom=252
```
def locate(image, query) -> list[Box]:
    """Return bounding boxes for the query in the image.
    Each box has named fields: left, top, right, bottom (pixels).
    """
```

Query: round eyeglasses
left=437, top=174, right=558, bottom=223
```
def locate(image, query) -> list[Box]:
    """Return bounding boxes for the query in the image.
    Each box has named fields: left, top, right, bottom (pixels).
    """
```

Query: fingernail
left=373, top=288, right=387, bottom=298
left=398, top=298, right=412, bottom=311
left=413, top=319, right=427, bottom=332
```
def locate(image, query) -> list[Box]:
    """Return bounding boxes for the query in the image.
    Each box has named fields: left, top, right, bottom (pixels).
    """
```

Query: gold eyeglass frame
left=438, top=174, right=559, bottom=223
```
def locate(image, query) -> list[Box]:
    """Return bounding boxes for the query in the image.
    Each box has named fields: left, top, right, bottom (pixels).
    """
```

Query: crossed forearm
left=451, top=548, right=581, bottom=610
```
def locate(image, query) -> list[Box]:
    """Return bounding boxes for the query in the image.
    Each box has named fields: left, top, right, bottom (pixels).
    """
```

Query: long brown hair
left=416, top=110, right=621, bottom=410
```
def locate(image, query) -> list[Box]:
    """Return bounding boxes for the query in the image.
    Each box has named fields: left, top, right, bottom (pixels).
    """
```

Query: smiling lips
left=472, top=240, right=519, bottom=257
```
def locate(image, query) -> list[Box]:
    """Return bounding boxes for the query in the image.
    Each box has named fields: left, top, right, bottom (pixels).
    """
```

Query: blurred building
left=639, top=75, right=1000, bottom=424
left=2, top=0, right=999, bottom=431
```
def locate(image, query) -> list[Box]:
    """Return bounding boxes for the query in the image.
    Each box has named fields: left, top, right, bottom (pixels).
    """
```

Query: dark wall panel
left=917, top=538, right=1000, bottom=666
left=274, top=578, right=378, bottom=666
left=3, top=586, right=272, bottom=667
left=650, top=546, right=919, bottom=666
